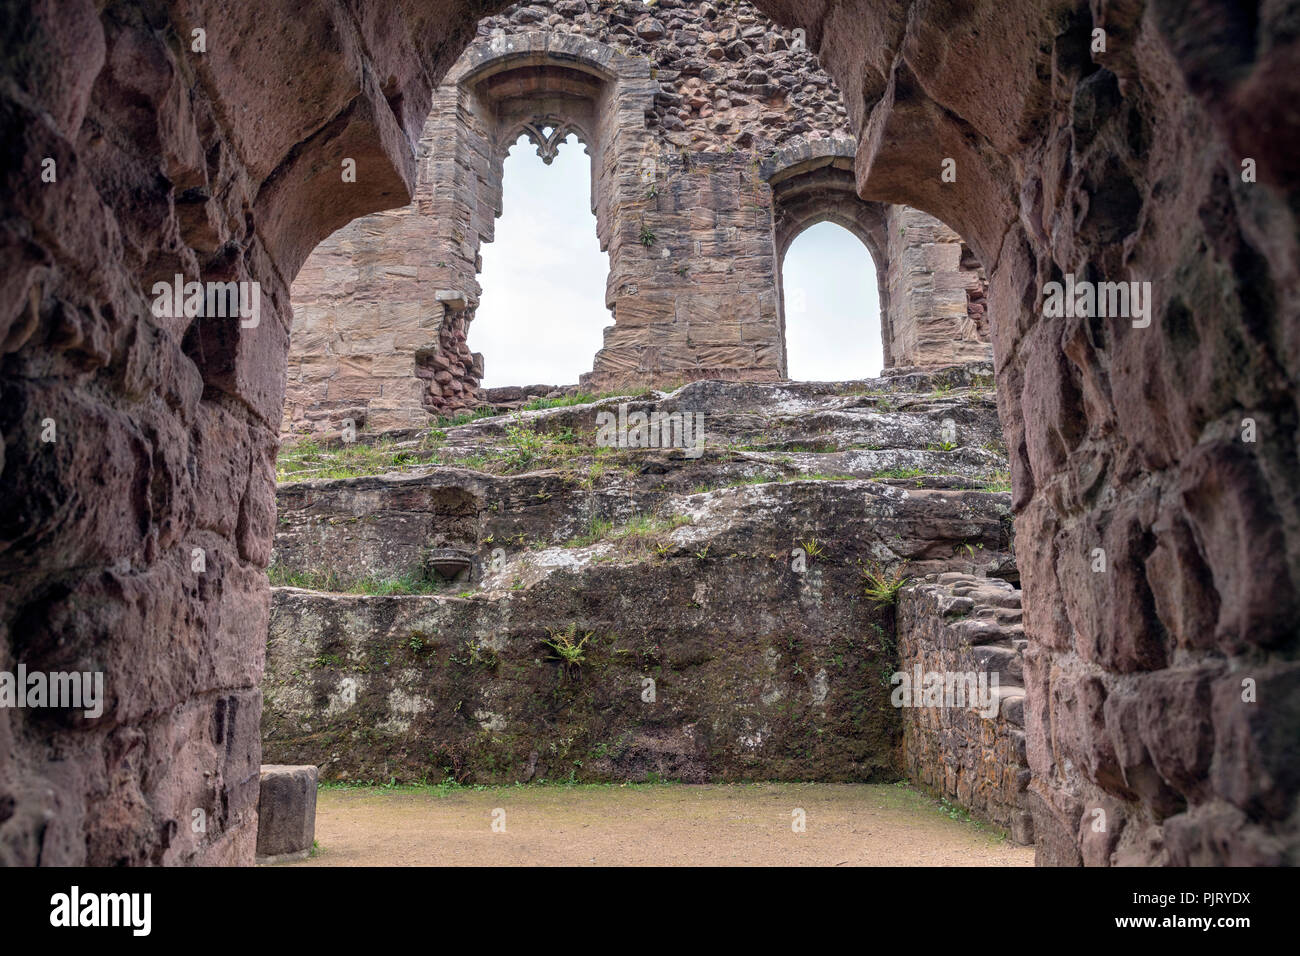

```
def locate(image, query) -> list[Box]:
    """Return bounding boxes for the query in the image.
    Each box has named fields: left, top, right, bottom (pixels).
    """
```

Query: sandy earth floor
left=284, top=782, right=1033, bottom=867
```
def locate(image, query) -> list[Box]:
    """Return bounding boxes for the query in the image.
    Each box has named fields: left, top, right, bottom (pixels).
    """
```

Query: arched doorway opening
left=781, top=221, right=884, bottom=380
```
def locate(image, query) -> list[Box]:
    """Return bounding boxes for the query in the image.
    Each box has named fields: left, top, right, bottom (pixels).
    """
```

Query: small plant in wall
left=451, top=640, right=498, bottom=670
left=503, top=422, right=545, bottom=471
left=544, top=623, right=592, bottom=679
left=639, top=225, right=657, bottom=247
left=799, top=537, right=825, bottom=560
left=862, top=561, right=908, bottom=608
left=956, top=540, right=984, bottom=573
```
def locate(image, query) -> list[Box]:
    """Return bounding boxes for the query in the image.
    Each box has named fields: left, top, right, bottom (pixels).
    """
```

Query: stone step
left=433, top=385, right=1002, bottom=455
left=968, top=644, right=1024, bottom=684
left=272, top=469, right=1015, bottom=590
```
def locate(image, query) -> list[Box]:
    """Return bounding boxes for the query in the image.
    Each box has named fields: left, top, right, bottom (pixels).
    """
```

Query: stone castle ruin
left=283, top=1, right=990, bottom=434
left=266, top=4, right=1021, bottom=839
left=1, top=0, right=1296, bottom=871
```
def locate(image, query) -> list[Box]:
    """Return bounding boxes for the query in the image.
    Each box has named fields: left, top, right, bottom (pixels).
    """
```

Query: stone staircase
left=896, top=573, right=1033, bottom=844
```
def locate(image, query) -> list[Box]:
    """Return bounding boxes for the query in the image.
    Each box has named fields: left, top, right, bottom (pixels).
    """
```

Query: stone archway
left=1, top=0, right=1296, bottom=866
left=283, top=31, right=656, bottom=434
left=282, top=3, right=887, bottom=437
left=284, top=22, right=997, bottom=441
left=762, top=135, right=991, bottom=375
left=777, top=219, right=886, bottom=380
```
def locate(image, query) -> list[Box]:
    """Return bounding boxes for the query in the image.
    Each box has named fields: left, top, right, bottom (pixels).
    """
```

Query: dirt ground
left=285, top=782, right=1034, bottom=866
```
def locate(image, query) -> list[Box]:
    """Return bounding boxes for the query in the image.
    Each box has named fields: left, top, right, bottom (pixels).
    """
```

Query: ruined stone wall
left=897, top=574, right=1033, bottom=844
left=4, top=0, right=1295, bottom=869
left=768, top=0, right=1300, bottom=866
left=283, top=0, right=990, bottom=437
left=264, top=373, right=1014, bottom=783
left=0, top=0, right=447, bottom=865
left=885, top=206, right=992, bottom=368
left=265, top=581, right=902, bottom=784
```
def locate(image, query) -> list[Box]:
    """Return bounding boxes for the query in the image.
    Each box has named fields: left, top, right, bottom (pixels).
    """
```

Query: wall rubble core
left=283, top=0, right=991, bottom=436
left=265, top=372, right=1014, bottom=787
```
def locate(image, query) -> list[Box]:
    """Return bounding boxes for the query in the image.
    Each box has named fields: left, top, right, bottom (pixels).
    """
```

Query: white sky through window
left=783, top=221, right=883, bottom=380
left=472, top=136, right=882, bottom=387
left=470, top=133, right=610, bottom=388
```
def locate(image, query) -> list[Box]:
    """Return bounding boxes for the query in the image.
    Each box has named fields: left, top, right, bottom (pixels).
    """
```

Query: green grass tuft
left=862, top=561, right=909, bottom=608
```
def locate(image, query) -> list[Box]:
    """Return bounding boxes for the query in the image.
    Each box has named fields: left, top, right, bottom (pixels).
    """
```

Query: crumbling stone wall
left=884, top=206, right=992, bottom=368
left=0, top=0, right=441, bottom=865
left=897, top=574, right=1033, bottom=844
left=265, top=580, right=902, bottom=784
left=771, top=0, right=1300, bottom=866
left=3, top=0, right=1296, bottom=868
left=264, top=373, right=1015, bottom=783
left=283, top=0, right=990, bottom=435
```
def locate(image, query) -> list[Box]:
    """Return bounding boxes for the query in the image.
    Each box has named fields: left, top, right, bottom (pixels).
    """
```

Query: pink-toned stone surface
left=884, top=206, right=990, bottom=368
left=0, top=0, right=457, bottom=865
left=283, top=1, right=990, bottom=434
left=1, top=0, right=1296, bottom=866
left=762, top=0, right=1300, bottom=865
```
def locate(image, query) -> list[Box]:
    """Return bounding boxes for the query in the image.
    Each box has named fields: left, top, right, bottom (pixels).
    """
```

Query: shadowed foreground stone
left=256, top=765, right=317, bottom=864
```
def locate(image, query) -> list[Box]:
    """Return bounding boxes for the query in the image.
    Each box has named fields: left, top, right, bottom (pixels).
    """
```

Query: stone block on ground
left=256, top=765, right=318, bottom=864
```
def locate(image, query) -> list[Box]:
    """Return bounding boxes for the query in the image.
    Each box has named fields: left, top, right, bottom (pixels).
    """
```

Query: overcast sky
left=470, top=133, right=883, bottom=387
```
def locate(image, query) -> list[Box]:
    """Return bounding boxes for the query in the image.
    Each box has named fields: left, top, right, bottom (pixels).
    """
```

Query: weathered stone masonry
left=897, top=574, right=1033, bottom=844
left=283, top=1, right=992, bottom=435
left=2, top=0, right=1296, bottom=867
left=263, top=371, right=1016, bottom=787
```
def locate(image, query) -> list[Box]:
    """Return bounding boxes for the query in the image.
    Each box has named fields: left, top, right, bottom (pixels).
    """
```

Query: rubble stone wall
left=264, top=374, right=1015, bottom=783
left=897, top=575, right=1033, bottom=844
left=0, top=0, right=437, bottom=865
left=885, top=206, right=991, bottom=368
left=3, top=0, right=1295, bottom=869
left=769, top=0, right=1300, bottom=866
left=283, top=0, right=990, bottom=436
